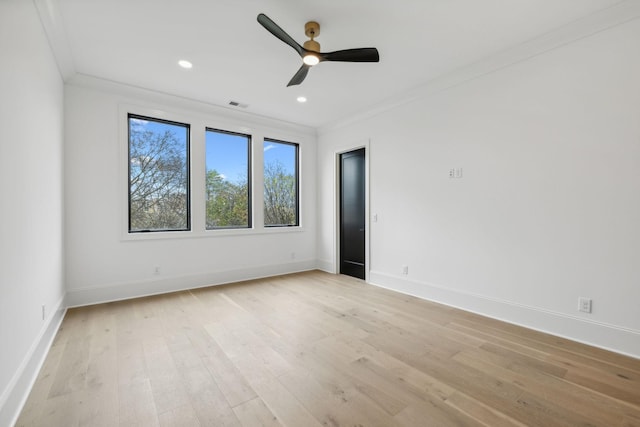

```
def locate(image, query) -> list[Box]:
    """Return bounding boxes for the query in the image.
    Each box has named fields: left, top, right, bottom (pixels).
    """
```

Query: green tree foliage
left=206, top=170, right=248, bottom=228
left=264, top=160, right=296, bottom=226
left=129, top=123, right=188, bottom=231
left=130, top=121, right=295, bottom=230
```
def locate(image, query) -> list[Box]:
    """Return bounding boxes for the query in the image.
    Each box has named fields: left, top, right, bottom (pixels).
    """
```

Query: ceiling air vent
left=228, top=101, right=249, bottom=108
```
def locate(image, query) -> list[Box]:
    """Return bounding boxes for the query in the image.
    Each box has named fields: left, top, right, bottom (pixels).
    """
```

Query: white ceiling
left=41, top=0, right=623, bottom=128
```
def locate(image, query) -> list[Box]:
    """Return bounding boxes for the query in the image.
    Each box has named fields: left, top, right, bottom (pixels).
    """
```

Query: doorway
left=339, top=148, right=366, bottom=280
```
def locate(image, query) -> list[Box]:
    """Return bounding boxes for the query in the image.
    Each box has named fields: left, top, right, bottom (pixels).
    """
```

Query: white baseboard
left=5, top=263, right=636, bottom=427
left=0, top=295, right=66, bottom=427
left=2, top=261, right=317, bottom=426
left=368, top=270, right=640, bottom=359
left=316, top=259, right=335, bottom=274
left=66, top=259, right=317, bottom=307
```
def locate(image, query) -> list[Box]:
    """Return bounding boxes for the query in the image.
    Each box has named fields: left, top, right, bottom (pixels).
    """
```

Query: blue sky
left=206, top=131, right=249, bottom=183
left=130, top=116, right=188, bottom=146
left=263, top=140, right=296, bottom=176
left=130, top=117, right=295, bottom=184
left=207, top=131, right=296, bottom=184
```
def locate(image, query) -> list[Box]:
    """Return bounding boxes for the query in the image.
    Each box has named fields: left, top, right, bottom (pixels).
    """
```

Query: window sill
left=120, top=226, right=305, bottom=242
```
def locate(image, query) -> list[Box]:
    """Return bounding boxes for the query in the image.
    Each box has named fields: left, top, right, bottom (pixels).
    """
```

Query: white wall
left=0, top=1, right=66, bottom=425
left=64, top=77, right=317, bottom=306
left=317, top=18, right=640, bottom=357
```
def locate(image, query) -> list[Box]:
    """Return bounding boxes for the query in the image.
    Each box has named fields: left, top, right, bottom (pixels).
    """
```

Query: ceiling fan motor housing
left=303, top=39, right=320, bottom=52
left=304, top=21, right=320, bottom=38
left=304, top=21, right=320, bottom=52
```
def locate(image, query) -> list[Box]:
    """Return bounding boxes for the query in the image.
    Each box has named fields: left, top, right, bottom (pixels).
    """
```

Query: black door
left=340, top=148, right=365, bottom=280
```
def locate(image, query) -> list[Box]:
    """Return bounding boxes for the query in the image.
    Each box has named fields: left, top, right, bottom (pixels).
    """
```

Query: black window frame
left=127, top=113, right=191, bottom=233
left=263, top=138, right=300, bottom=227
left=205, top=127, right=253, bottom=230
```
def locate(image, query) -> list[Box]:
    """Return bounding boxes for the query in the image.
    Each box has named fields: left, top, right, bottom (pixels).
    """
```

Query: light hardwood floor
left=16, top=271, right=640, bottom=426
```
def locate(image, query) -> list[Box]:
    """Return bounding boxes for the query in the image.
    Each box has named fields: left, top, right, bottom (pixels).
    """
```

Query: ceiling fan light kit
left=257, top=13, right=379, bottom=86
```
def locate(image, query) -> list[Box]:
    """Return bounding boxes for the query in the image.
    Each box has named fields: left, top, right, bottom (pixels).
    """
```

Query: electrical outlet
left=401, top=265, right=408, bottom=275
left=154, top=266, right=160, bottom=275
left=578, top=297, right=592, bottom=313
left=449, top=168, right=463, bottom=179
left=291, top=252, right=296, bottom=260
left=42, top=304, right=46, bottom=320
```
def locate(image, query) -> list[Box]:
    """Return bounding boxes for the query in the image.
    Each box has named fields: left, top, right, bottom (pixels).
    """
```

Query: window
left=263, top=139, right=299, bottom=227
left=128, top=114, right=190, bottom=232
left=205, top=129, right=251, bottom=229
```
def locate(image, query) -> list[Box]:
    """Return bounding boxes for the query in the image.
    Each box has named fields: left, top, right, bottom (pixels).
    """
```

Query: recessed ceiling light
left=178, top=60, right=193, bottom=69
left=297, top=96, right=307, bottom=103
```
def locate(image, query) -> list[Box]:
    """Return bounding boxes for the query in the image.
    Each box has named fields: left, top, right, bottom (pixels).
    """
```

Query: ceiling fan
left=257, top=13, right=380, bottom=87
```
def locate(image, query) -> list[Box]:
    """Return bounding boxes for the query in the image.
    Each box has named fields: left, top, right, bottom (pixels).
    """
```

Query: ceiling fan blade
left=287, top=64, right=310, bottom=87
left=321, top=47, right=380, bottom=63
left=257, top=13, right=304, bottom=57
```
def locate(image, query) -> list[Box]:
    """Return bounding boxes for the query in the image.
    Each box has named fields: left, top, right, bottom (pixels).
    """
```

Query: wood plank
left=233, top=397, right=283, bottom=427
left=157, top=404, right=201, bottom=427
left=16, top=270, right=640, bottom=427
left=169, top=339, right=241, bottom=426
left=118, top=379, right=160, bottom=427
left=15, top=341, right=66, bottom=426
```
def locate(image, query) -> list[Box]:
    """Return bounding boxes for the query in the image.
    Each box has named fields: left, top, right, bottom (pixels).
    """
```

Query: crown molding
left=318, top=0, right=640, bottom=135
left=67, top=73, right=317, bottom=137
left=33, top=0, right=75, bottom=81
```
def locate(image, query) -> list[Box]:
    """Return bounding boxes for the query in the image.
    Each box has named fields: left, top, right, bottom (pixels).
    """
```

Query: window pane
left=206, top=129, right=251, bottom=229
left=128, top=114, right=190, bottom=232
left=263, top=139, right=299, bottom=227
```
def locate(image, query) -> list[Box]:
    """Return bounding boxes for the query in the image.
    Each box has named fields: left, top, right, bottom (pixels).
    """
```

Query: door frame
left=334, top=139, right=370, bottom=282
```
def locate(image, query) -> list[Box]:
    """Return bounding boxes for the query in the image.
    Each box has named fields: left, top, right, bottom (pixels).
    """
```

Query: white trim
left=369, top=270, right=640, bottom=360
left=120, top=226, right=307, bottom=242
left=316, top=259, right=335, bottom=274
left=0, top=295, right=67, bottom=427
left=117, top=99, right=311, bottom=242
left=70, top=74, right=316, bottom=135
left=66, top=260, right=317, bottom=308
left=318, top=1, right=640, bottom=134
left=120, top=106, right=195, bottom=240
left=33, top=0, right=75, bottom=80
left=3, top=266, right=638, bottom=427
